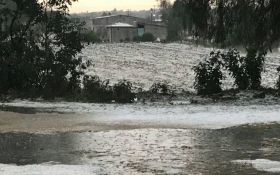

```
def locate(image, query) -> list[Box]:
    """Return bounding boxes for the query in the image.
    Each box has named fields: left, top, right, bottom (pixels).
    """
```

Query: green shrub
left=244, top=49, right=266, bottom=89
left=193, top=51, right=224, bottom=95
left=222, top=49, right=249, bottom=90
left=80, top=32, right=99, bottom=43
left=133, top=36, right=142, bottom=42
left=82, top=75, right=113, bottom=103
left=141, top=33, right=155, bottom=42
left=113, top=80, right=135, bottom=103
left=222, top=49, right=266, bottom=90
left=124, top=37, right=130, bottom=42
left=276, top=67, right=280, bottom=91
left=150, top=83, right=170, bottom=95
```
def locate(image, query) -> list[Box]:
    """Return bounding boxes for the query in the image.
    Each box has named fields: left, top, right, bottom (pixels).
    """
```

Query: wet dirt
left=0, top=125, right=280, bottom=174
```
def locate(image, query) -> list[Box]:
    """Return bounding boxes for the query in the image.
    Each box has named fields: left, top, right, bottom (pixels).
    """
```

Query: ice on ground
left=80, top=43, right=280, bottom=91
left=2, top=100, right=280, bottom=129
left=0, top=163, right=99, bottom=175
left=232, top=159, right=280, bottom=173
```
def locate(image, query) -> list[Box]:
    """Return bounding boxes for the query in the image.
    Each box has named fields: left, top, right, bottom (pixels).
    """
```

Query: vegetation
left=0, top=0, right=140, bottom=103
left=150, top=83, right=171, bottom=95
left=0, top=0, right=88, bottom=99
left=194, top=49, right=267, bottom=95
left=193, top=51, right=224, bottom=95
left=82, top=76, right=135, bottom=103
left=80, top=31, right=99, bottom=43
left=133, top=36, right=142, bottom=42
left=133, top=33, right=155, bottom=42
left=158, top=0, right=280, bottom=94
left=113, top=80, right=135, bottom=103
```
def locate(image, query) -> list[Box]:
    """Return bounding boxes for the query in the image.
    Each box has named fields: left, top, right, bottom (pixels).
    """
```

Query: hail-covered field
left=81, top=42, right=280, bottom=92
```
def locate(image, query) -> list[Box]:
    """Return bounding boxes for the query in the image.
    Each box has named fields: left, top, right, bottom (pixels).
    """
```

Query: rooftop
left=106, top=22, right=135, bottom=28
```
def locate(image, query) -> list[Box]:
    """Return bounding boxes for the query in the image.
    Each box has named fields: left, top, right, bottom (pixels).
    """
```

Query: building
left=89, top=15, right=167, bottom=42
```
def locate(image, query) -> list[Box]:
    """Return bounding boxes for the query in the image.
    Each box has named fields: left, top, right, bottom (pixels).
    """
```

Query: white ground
left=1, top=159, right=280, bottom=174
left=1, top=100, right=280, bottom=131
left=2, top=43, right=280, bottom=174
left=0, top=163, right=100, bottom=175
left=232, top=159, right=280, bottom=173
left=81, top=42, right=280, bottom=91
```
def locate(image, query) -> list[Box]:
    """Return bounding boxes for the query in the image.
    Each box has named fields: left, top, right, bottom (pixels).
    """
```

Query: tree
left=0, top=0, right=89, bottom=98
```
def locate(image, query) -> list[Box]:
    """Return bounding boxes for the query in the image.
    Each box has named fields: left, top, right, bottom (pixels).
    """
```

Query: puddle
left=0, top=126, right=279, bottom=174
left=232, top=159, right=280, bottom=173
left=0, top=106, right=38, bottom=114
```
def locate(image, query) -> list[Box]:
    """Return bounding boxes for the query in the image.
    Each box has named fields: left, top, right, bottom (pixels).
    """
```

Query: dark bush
left=244, top=49, right=266, bottom=89
left=124, top=37, right=130, bottom=42
left=150, top=83, right=171, bottom=95
left=193, top=51, right=224, bottom=95
left=133, top=36, right=142, bottom=42
left=113, top=80, right=135, bottom=103
left=276, top=67, right=280, bottom=91
left=222, top=49, right=249, bottom=90
left=80, top=31, right=99, bottom=43
left=82, top=75, right=113, bottom=103
left=222, top=49, right=266, bottom=90
left=141, top=33, right=155, bottom=42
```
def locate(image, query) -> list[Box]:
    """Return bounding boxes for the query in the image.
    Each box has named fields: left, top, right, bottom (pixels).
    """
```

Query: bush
left=124, top=37, right=130, bottom=42
left=222, top=49, right=266, bottom=90
left=82, top=75, right=113, bottom=103
left=113, top=80, right=135, bottom=103
left=222, top=49, right=249, bottom=90
left=244, top=49, right=266, bottom=89
left=150, top=83, right=171, bottom=95
left=193, top=51, right=224, bottom=95
left=141, top=33, right=155, bottom=42
left=133, top=36, right=142, bottom=42
left=276, top=67, right=280, bottom=91
left=82, top=77, right=135, bottom=103
left=80, top=31, right=99, bottom=43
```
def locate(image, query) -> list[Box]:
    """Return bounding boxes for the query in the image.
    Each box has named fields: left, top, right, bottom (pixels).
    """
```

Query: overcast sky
left=69, top=0, right=174, bottom=13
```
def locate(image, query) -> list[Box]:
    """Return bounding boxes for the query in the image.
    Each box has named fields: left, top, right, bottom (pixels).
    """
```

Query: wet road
left=0, top=125, right=280, bottom=174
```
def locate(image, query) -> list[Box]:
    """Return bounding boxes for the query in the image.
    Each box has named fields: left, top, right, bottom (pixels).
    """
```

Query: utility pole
left=150, top=8, right=153, bottom=21
left=153, top=5, right=156, bottom=21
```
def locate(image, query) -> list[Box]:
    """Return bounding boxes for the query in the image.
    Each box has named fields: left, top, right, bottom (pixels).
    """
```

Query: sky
left=69, top=0, right=174, bottom=13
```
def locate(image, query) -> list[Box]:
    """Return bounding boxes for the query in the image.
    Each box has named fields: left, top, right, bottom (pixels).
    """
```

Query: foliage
left=132, top=33, right=155, bottom=42
left=82, top=76, right=135, bottom=103
left=150, top=83, right=170, bottom=95
left=113, top=80, right=135, bottom=103
left=141, top=33, right=155, bottom=42
left=222, top=49, right=266, bottom=90
left=222, top=49, right=249, bottom=90
left=124, top=37, right=130, bottom=42
left=80, top=31, right=99, bottom=43
left=244, top=49, right=266, bottom=89
left=193, top=51, right=224, bottom=95
left=194, top=49, right=266, bottom=94
left=82, top=75, right=113, bottom=103
left=133, top=36, right=142, bottom=42
left=276, top=67, right=280, bottom=91
left=0, top=0, right=88, bottom=98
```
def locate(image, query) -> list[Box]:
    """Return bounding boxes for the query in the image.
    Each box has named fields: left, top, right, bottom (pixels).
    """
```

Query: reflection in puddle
left=0, top=127, right=279, bottom=174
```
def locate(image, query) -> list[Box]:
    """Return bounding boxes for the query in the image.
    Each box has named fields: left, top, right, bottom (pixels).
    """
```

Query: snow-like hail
left=80, top=42, right=280, bottom=92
